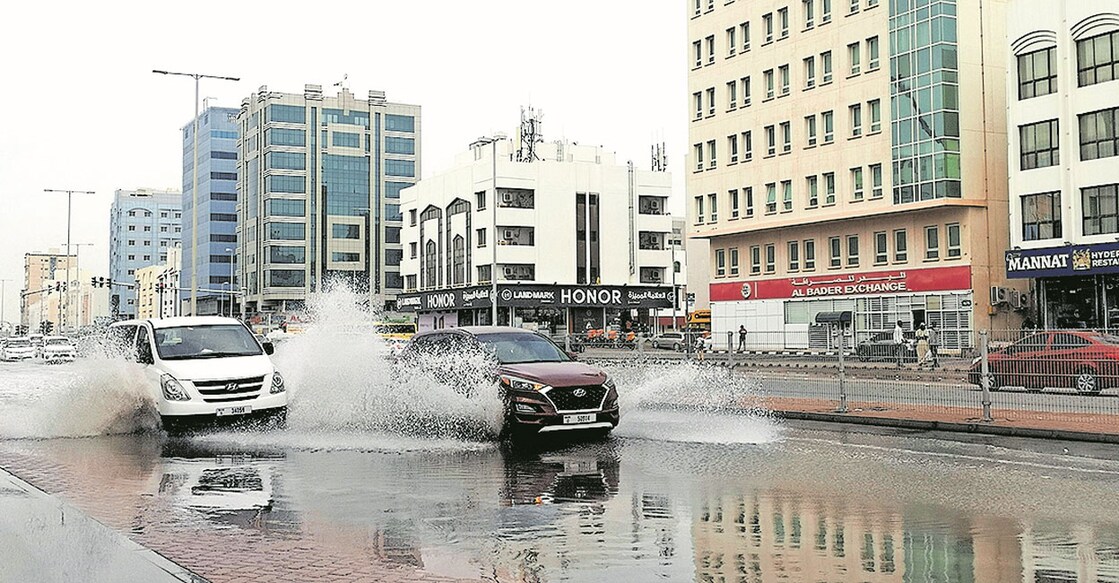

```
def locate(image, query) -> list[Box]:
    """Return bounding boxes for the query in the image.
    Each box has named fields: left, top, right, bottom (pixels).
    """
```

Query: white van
left=109, top=316, right=287, bottom=429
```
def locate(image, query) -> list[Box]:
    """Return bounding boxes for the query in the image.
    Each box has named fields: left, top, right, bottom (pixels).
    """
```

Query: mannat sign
left=710, top=265, right=972, bottom=301
left=1005, top=242, right=1119, bottom=278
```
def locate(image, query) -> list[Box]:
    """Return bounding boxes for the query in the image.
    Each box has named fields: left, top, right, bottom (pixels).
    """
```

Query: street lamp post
left=153, top=68, right=239, bottom=317
left=473, top=137, right=500, bottom=325
left=43, top=189, right=94, bottom=333
left=225, top=247, right=234, bottom=317
left=0, top=278, right=10, bottom=332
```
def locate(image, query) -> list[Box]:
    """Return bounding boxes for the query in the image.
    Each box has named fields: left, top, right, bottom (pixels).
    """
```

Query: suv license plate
left=563, top=413, right=595, bottom=424
left=216, top=405, right=252, bottom=417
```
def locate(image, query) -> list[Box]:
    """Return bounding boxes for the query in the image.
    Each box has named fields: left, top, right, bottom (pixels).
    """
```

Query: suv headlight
left=500, top=375, right=550, bottom=392
left=160, top=374, right=191, bottom=401
left=270, top=371, right=286, bottom=394
left=603, top=376, right=617, bottom=391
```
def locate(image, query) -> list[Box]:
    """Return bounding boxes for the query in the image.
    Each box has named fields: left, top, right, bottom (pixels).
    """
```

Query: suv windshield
left=153, top=324, right=263, bottom=360
left=476, top=332, right=569, bottom=364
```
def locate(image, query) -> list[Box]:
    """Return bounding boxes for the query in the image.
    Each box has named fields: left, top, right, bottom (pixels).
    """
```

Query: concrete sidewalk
left=0, top=466, right=205, bottom=583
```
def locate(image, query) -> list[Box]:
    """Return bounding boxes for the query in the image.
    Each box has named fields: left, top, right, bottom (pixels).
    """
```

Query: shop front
left=1006, top=242, right=1119, bottom=331
left=399, top=284, right=675, bottom=336
left=709, top=265, right=975, bottom=352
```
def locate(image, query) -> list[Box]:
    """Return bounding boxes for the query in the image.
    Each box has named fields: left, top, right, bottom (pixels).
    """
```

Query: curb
left=0, top=466, right=207, bottom=583
left=772, top=410, right=1119, bottom=444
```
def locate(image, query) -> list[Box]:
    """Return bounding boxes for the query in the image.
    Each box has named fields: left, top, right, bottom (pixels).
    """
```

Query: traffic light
left=40, top=321, right=54, bottom=334
left=91, top=277, right=110, bottom=288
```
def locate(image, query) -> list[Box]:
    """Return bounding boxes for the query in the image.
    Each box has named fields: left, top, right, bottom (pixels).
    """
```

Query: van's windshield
left=153, top=325, right=263, bottom=360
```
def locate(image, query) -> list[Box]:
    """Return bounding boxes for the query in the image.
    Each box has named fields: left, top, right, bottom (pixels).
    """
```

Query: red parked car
left=968, top=331, right=1119, bottom=394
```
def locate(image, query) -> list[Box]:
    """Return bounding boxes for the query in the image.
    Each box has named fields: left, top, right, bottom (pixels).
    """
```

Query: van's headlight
left=270, top=371, right=286, bottom=394
left=160, top=374, right=191, bottom=401
left=500, top=375, right=549, bottom=392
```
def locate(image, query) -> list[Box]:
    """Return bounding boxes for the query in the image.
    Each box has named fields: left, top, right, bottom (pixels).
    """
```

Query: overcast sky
left=0, top=0, right=686, bottom=323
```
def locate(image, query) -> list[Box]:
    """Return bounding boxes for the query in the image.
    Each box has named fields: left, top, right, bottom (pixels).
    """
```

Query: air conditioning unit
left=648, top=271, right=662, bottom=282
left=503, top=266, right=515, bottom=276
left=1012, top=291, right=1030, bottom=310
left=501, top=192, right=514, bottom=203
left=649, top=200, right=662, bottom=214
left=990, top=286, right=1008, bottom=306
left=503, top=229, right=516, bottom=240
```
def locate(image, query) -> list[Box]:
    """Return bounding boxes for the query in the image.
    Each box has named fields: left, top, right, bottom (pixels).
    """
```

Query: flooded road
left=2, top=304, right=1119, bottom=582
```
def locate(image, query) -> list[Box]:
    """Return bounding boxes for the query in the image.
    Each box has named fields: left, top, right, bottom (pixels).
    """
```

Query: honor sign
left=398, top=285, right=674, bottom=312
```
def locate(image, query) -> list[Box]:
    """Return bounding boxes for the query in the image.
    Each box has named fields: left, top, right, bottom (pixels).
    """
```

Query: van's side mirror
left=137, top=342, right=154, bottom=365
left=262, top=341, right=275, bottom=355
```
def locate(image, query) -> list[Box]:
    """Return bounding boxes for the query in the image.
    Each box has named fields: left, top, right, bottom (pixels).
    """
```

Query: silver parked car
left=650, top=331, right=689, bottom=351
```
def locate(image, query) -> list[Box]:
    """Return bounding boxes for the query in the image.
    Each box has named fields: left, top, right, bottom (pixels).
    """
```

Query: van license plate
left=216, top=406, right=252, bottom=417
left=563, top=413, right=595, bottom=424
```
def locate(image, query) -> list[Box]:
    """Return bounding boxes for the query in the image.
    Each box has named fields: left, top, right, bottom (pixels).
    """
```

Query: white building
left=399, top=137, right=679, bottom=334
left=1005, top=2, right=1119, bottom=330
left=135, top=246, right=182, bottom=319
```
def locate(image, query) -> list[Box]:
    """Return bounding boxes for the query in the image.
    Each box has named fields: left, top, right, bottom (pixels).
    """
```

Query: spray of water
left=0, top=340, right=160, bottom=439
left=600, top=358, right=782, bottom=445
left=271, top=286, right=506, bottom=442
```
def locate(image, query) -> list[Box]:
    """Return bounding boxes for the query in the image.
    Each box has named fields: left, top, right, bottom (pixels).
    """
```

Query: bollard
left=727, top=331, right=734, bottom=367
left=565, top=334, right=572, bottom=354
left=637, top=333, right=644, bottom=355
left=979, top=330, right=993, bottom=422
left=836, top=326, right=848, bottom=413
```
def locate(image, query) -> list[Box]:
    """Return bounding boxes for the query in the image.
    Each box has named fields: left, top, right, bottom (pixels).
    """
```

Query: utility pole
left=43, top=189, right=94, bottom=332
left=0, top=278, right=11, bottom=333
left=153, top=68, right=240, bottom=316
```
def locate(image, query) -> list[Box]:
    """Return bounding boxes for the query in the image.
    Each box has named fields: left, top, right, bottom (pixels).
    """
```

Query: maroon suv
left=399, top=326, right=620, bottom=435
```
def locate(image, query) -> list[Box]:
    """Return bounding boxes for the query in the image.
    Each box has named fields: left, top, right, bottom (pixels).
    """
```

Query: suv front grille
left=193, top=375, right=266, bottom=403
left=547, top=385, right=608, bottom=412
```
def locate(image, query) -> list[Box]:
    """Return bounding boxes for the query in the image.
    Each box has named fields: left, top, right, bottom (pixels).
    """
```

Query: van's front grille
left=193, top=376, right=266, bottom=403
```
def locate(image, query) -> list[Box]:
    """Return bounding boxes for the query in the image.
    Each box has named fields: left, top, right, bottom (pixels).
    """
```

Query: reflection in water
left=3, top=428, right=1119, bottom=582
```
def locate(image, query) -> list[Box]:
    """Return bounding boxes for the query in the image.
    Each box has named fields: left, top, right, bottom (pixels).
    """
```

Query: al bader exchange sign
left=398, top=284, right=674, bottom=312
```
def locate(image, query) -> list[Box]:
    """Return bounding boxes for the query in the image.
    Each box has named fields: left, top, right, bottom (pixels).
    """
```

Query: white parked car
left=108, top=316, right=288, bottom=431
left=1, top=337, right=37, bottom=361
left=39, top=336, right=77, bottom=363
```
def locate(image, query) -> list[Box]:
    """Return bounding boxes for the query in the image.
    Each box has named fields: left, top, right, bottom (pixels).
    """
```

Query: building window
left=1020, top=119, right=1060, bottom=169
left=848, top=0, right=859, bottom=13
left=332, top=131, right=360, bottom=148
left=766, top=183, right=777, bottom=214
left=408, top=209, right=418, bottom=226
left=804, top=239, right=816, bottom=270
left=745, top=186, right=754, bottom=217
left=707, top=139, right=717, bottom=168
left=1022, top=191, right=1062, bottom=241
left=851, top=167, right=864, bottom=200
left=763, top=13, right=774, bottom=43
left=766, top=125, right=776, bottom=156
left=782, top=180, right=793, bottom=211
left=848, top=42, right=861, bottom=75
left=331, top=224, right=360, bottom=239
left=728, top=134, right=739, bottom=163
left=741, top=76, right=752, bottom=106
left=804, top=0, right=815, bottom=28
left=846, top=235, right=859, bottom=266
left=778, top=7, right=789, bottom=38
left=727, top=81, right=738, bottom=110
left=268, top=222, right=305, bottom=240
left=822, top=110, right=834, bottom=143
left=870, top=163, right=883, bottom=198
left=477, top=227, right=488, bottom=247
left=475, top=191, right=487, bottom=210
left=764, top=69, right=775, bottom=99
left=730, top=248, right=740, bottom=276
left=409, top=242, right=418, bottom=259
left=779, top=65, right=790, bottom=96
left=730, top=189, right=740, bottom=218
left=750, top=245, right=761, bottom=274
left=706, top=35, right=715, bottom=65
left=849, top=104, right=863, bottom=137
left=821, top=50, right=833, bottom=83
left=385, top=115, right=415, bottom=132
left=788, top=240, right=801, bottom=271
left=807, top=175, right=819, bottom=207
left=1083, top=183, right=1119, bottom=235
left=693, top=92, right=702, bottom=120
left=715, top=249, right=726, bottom=277
left=385, top=159, right=415, bottom=177
left=925, top=226, right=939, bottom=260
left=695, top=195, right=705, bottom=224
left=874, top=231, right=888, bottom=264
left=765, top=244, right=776, bottom=273
left=1078, top=107, right=1119, bottom=161
left=693, top=40, right=702, bottom=68
left=824, top=172, right=836, bottom=204
left=894, top=229, right=907, bottom=262
left=742, top=130, right=753, bottom=161
left=1018, top=46, right=1056, bottom=99
left=706, top=87, right=716, bottom=116
left=1076, top=30, right=1119, bottom=87
left=741, top=22, right=751, bottom=51
left=829, top=236, right=841, bottom=268
left=708, top=193, right=718, bottom=222
left=868, top=99, right=881, bottom=133
left=946, top=223, right=961, bottom=258
left=806, top=115, right=817, bottom=146
left=866, top=36, right=880, bottom=70
left=781, top=121, right=791, bottom=153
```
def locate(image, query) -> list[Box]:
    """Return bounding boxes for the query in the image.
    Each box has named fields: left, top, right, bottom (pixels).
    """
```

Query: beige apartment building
left=687, top=0, right=1021, bottom=352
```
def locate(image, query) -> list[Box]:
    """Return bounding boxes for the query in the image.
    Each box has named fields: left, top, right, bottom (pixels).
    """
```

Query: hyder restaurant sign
left=1006, top=242, right=1119, bottom=278
left=399, top=284, right=674, bottom=311
left=710, top=265, right=972, bottom=301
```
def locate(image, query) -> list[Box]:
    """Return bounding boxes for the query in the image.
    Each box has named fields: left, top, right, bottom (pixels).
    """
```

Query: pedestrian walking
left=915, top=322, right=930, bottom=368
left=695, top=331, right=709, bottom=361
left=893, top=320, right=905, bottom=368
left=927, top=322, right=940, bottom=369
left=737, top=325, right=748, bottom=352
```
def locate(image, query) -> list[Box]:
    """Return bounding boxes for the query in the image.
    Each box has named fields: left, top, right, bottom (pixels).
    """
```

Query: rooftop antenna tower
left=517, top=106, right=543, bottom=162
left=333, top=73, right=349, bottom=91
left=651, top=140, right=668, bottom=172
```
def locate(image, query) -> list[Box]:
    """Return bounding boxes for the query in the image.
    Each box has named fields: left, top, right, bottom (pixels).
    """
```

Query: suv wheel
left=1075, top=368, right=1100, bottom=394
left=672, top=342, right=681, bottom=351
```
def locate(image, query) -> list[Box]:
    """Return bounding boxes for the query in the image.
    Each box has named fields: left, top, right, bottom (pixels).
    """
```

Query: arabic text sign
left=709, top=265, right=972, bottom=301
left=397, top=284, right=674, bottom=311
left=1005, top=242, right=1119, bottom=279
